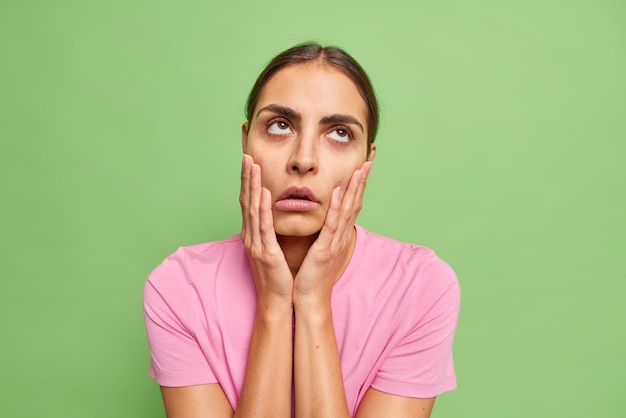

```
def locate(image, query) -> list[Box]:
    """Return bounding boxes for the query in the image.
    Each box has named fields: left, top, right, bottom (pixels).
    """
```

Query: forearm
left=235, top=301, right=293, bottom=418
left=293, top=301, right=350, bottom=418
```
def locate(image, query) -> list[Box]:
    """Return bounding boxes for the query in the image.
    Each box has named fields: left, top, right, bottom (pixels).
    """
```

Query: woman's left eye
left=328, top=127, right=352, bottom=143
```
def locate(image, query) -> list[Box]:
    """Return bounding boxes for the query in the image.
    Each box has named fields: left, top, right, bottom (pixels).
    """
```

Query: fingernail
left=251, top=164, right=257, bottom=176
left=333, top=186, right=341, bottom=200
left=364, top=161, right=372, bottom=174
left=242, top=154, right=250, bottom=167
left=356, top=170, right=363, bottom=181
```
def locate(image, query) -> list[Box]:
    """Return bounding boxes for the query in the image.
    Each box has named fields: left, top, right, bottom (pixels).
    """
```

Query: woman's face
left=242, top=62, right=376, bottom=237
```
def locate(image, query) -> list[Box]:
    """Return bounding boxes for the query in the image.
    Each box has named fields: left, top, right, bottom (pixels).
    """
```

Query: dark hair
left=245, top=42, right=379, bottom=148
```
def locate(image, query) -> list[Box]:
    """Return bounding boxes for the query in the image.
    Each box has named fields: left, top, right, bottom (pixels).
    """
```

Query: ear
left=367, top=143, right=377, bottom=162
left=241, top=122, right=249, bottom=153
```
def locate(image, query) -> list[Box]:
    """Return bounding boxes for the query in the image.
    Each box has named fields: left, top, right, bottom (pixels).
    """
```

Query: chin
left=273, top=215, right=322, bottom=238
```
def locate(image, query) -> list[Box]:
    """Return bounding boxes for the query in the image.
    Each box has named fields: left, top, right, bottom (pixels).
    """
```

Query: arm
left=160, top=156, right=294, bottom=418
left=234, top=156, right=294, bottom=418
left=160, top=303, right=292, bottom=418
left=232, top=300, right=292, bottom=418
left=161, top=385, right=233, bottom=418
left=356, top=388, right=435, bottom=418
left=293, top=297, right=348, bottom=417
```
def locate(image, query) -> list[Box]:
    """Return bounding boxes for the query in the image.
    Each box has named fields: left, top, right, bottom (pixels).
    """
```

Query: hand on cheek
left=239, top=154, right=293, bottom=306
left=294, top=161, right=373, bottom=307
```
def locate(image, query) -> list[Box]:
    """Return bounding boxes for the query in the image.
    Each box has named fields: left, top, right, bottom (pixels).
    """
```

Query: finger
left=314, top=186, right=342, bottom=248
left=342, top=160, right=372, bottom=222
left=314, top=162, right=371, bottom=252
left=352, top=160, right=372, bottom=214
left=259, top=187, right=280, bottom=248
left=346, top=167, right=364, bottom=207
left=331, top=163, right=370, bottom=247
left=336, top=168, right=363, bottom=228
left=247, top=162, right=263, bottom=246
left=239, top=154, right=253, bottom=236
left=316, top=166, right=361, bottom=248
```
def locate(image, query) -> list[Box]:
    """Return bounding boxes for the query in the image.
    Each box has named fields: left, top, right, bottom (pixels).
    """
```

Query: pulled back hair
left=245, top=42, right=379, bottom=148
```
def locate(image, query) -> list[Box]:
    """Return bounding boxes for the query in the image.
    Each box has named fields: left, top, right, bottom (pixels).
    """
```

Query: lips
left=277, top=186, right=319, bottom=202
left=274, top=186, right=320, bottom=212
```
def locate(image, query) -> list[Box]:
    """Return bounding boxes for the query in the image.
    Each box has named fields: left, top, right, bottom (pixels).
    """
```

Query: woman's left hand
left=293, top=161, right=372, bottom=309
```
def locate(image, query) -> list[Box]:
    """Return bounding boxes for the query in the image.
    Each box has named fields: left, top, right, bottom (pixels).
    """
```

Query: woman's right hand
left=240, top=154, right=294, bottom=307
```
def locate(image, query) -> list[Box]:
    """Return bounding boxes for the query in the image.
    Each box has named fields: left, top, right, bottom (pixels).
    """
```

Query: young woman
left=144, top=42, right=460, bottom=418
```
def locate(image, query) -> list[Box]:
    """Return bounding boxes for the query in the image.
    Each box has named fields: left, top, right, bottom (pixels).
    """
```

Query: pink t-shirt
left=144, top=225, right=460, bottom=414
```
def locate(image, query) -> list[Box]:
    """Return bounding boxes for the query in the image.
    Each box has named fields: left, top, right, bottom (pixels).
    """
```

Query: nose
left=287, top=132, right=318, bottom=174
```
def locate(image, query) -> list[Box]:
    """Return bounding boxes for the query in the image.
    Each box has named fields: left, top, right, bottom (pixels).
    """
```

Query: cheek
left=245, top=141, right=269, bottom=168
left=328, top=154, right=366, bottom=191
left=251, top=154, right=279, bottom=187
left=332, top=167, right=358, bottom=188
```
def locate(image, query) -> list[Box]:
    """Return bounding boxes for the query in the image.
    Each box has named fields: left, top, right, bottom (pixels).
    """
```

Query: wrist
left=292, top=295, right=332, bottom=320
left=256, top=296, right=293, bottom=320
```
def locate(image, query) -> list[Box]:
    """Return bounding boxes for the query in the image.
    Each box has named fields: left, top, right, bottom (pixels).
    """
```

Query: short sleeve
left=143, top=248, right=217, bottom=387
left=372, top=259, right=460, bottom=398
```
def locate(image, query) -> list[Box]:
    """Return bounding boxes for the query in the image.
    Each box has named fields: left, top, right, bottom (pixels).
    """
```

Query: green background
left=1, top=0, right=624, bottom=416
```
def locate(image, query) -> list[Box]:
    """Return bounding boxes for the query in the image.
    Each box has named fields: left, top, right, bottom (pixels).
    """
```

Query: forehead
left=255, top=62, right=368, bottom=124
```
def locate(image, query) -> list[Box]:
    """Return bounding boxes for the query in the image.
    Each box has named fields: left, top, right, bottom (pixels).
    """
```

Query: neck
left=277, top=233, right=318, bottom=277
left=277, top=227, right=358, bottom=278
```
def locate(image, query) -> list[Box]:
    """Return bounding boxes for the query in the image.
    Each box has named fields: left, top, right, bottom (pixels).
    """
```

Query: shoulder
left=144, top=234, right=245, bottom=294
left=357, top=225, right=458, bottom=291
left=354, top=225, right=460, bottom=327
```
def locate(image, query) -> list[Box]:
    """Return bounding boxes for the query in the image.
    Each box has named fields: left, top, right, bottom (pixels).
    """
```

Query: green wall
left=1, top=1, right=624, bottom=416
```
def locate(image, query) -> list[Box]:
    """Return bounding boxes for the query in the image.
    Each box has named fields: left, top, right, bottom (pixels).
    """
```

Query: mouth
left=274, top=186, right=320, bottom=212
left=276, top=186, right=319, bottom=203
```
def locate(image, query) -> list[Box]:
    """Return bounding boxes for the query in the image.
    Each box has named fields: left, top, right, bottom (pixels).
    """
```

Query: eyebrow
left=257, top=104, right=364, bottom=133
left=256, top=104, right=300, bottom=121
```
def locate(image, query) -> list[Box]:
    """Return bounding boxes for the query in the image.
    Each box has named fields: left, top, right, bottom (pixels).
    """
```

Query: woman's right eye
left=267, top=120, right=292, bottom=135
